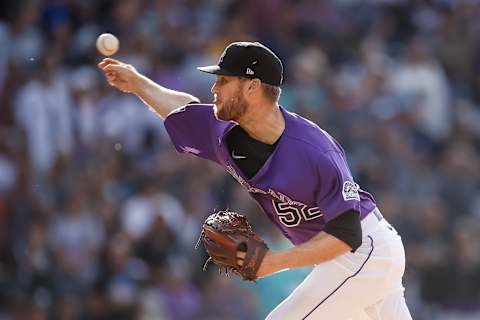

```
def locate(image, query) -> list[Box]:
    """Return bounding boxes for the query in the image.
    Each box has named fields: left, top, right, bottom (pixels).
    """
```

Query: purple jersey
left=164, top=104, right=376, bottom=245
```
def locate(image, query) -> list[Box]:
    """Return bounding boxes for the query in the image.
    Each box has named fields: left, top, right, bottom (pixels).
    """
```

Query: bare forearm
left=258, top=232, right=350, bottom=277
left=99, top=58, right=200, bottom=118
left=133, top=74, right=199, bottom=118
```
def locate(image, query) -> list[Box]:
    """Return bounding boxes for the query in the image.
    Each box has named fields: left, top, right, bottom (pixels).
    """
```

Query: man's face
left=211, top=76, right=248, bottom=121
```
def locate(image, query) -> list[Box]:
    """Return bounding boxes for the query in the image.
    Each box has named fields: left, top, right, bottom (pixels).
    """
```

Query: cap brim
left=197, top=65, right=236, bottom=76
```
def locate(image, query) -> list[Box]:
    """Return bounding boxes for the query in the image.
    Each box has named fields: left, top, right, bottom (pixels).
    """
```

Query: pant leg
left=265, top=257, right=373, bottom=320
left=364, top=288, right=413, bottom=320
left=350, top=310, right=373, bottom=320
left=266, top=212, right=411, bottom=320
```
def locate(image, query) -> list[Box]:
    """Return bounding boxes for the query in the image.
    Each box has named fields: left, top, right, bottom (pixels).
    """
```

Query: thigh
left=266, top=233, right=406, bottom=320
left=265, top=260, right=364, bottom=320
left=364, top=288, right=412, bottom=320
left=350, top=310, right=372, bottom=320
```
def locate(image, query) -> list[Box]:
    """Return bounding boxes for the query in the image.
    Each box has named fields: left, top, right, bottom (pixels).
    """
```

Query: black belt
left=373, top=209, right=383, bottom=221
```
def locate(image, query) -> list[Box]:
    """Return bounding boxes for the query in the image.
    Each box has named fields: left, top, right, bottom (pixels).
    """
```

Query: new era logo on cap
left=197, top=42, right=284, bottom=87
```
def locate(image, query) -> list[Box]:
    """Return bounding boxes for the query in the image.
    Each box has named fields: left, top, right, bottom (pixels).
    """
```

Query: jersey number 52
left=272, top=200, right=323, bottom=227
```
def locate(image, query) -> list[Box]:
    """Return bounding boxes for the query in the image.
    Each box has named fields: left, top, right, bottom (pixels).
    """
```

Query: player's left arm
left=256, top=210, right=361, bottom=278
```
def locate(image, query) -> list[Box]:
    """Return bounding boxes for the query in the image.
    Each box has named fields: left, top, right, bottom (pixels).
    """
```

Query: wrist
left=257, top=250, right=287, bottom=278
left=132, top=72, right=149, bottom=95
left=269, top=250, right=290, bottom=272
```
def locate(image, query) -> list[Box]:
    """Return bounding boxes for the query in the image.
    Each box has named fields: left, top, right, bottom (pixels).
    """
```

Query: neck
left=237, top=103, right=285, bottom=145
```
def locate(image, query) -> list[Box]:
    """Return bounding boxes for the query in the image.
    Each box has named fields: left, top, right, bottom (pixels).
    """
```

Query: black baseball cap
left=197, top=41, right=283, bottom=87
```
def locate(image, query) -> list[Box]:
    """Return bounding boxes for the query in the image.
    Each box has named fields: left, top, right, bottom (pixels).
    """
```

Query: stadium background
left=0, top=0, right=480, bottom=319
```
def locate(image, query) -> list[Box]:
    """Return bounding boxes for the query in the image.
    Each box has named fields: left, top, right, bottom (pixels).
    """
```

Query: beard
left=214, top=93, right=248, bottom=122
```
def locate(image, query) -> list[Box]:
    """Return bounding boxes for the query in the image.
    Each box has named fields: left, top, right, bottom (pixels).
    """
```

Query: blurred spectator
left=14, top=51, right=74, bottom=173
left=47, top=190, right=104, bottom=294
left=388, top=36, right=452, bottom=143
left=102, top=233, right=147, bottom=319
left=69, top=66, right=102, bottom=150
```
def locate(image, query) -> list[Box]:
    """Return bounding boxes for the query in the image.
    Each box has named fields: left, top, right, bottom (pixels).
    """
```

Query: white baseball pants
left=266, top=208, right=412, bottom=320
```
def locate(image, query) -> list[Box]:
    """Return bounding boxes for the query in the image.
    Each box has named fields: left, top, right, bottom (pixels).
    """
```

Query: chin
left=213, top=102, right=223, bottom=112
left=213, top=104, right=222, bottom=120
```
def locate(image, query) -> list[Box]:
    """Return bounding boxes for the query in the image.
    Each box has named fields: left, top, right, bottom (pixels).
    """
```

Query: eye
left=218, top=77, right=230, bottom=85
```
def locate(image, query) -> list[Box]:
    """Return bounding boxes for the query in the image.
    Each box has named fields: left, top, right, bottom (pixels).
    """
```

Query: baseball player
left=98, top=42, right=412, bottom=319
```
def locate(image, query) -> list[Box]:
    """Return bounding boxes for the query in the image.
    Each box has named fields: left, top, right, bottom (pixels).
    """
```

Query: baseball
left=96, top=33, right=119, bottom=56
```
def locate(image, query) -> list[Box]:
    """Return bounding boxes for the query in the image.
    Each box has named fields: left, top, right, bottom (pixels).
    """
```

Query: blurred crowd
left=0, top=0, right=480, bottom=319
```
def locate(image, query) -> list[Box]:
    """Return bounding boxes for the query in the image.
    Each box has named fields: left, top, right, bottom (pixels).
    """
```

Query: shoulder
left=164, top=103, right=220, bottom=129
left=281, top=108, right=344, bottom=156
left=166, top=103, right=214, bottom=118
left=163, top=103, right=232, bottom=145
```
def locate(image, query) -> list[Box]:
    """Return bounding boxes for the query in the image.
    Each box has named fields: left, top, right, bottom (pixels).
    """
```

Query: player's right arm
left=98, top=58, right=200, bottom=119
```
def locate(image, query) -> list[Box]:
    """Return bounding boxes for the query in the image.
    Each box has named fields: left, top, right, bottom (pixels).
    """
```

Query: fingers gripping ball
left=196, top=210, right=269, bottom=281
left=96, top=33, right=119, bottom=56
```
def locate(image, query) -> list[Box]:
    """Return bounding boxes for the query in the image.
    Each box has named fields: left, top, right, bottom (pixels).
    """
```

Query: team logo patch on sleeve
left=342, top=181, right=360, bottom=201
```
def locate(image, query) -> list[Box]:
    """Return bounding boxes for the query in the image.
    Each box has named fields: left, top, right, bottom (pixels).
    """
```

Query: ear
left=247, top=79, right=262, bottom=93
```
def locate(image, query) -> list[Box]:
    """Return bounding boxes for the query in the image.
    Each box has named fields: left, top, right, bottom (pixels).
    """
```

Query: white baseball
left=96, top=33, right=119, bottom=56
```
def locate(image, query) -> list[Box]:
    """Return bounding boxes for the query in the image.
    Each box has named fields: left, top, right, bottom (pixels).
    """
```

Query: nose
left=211, top=82, right=218, bottom=95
